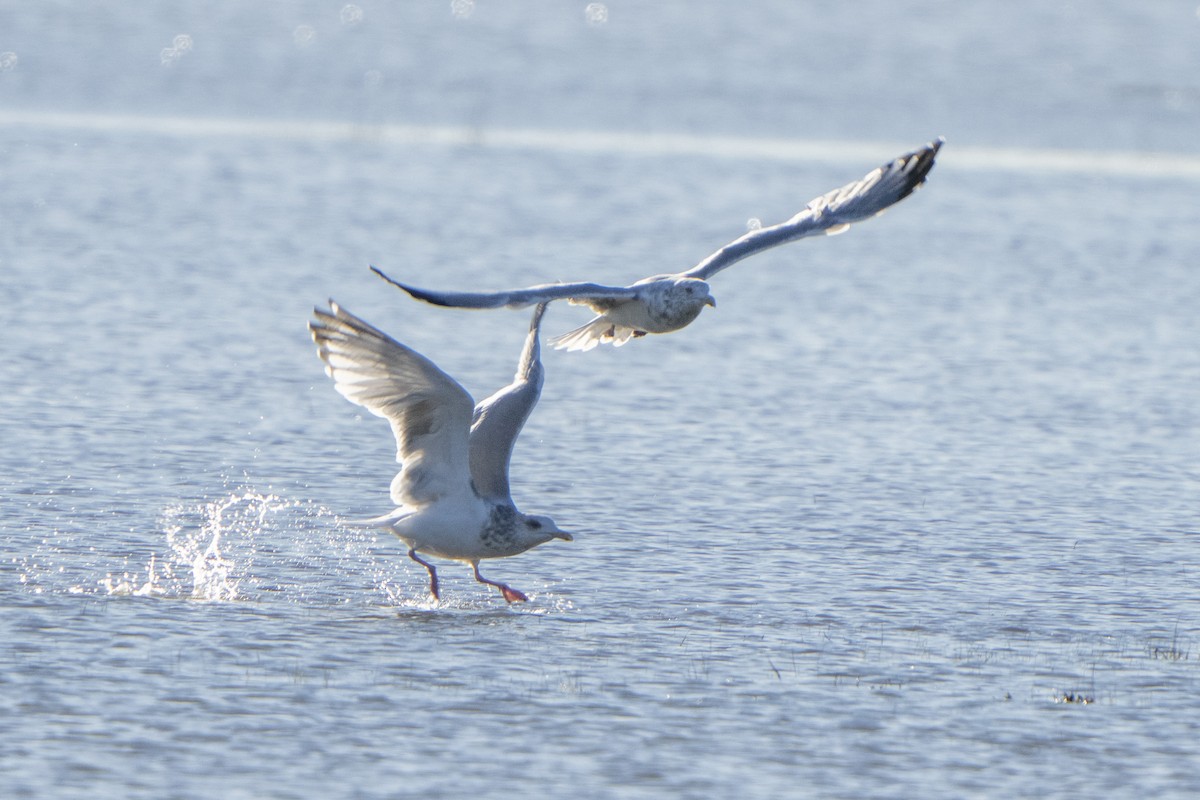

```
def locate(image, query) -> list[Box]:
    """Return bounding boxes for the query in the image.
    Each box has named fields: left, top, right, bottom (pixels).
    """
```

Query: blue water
left=3, top=3, right=1200, bottom=798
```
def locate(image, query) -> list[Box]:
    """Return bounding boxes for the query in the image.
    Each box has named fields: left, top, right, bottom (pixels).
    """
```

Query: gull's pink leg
left=472, top=562, right=528, bottom=603
left=408, top=549, right=439, bottom=600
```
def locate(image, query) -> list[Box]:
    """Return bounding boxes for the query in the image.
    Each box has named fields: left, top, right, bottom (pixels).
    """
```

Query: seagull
left=372, top=137, right=942, bottom=351
left=309, top=300, right=571, bottom=603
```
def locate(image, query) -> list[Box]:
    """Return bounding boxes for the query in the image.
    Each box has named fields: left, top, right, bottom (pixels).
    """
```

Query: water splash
left=92, top=490, right=284, bottom=600
left=99, top=554, right=167, bottom=598
left=117, top=488, right=418, bottom=606
left=159, top=490, right=276, bottom=600
left=13, top=484, right=568, bottom=610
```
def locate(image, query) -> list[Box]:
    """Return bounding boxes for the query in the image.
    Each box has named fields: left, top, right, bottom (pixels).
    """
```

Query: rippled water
left=3, top=3, right=1200, bottom=798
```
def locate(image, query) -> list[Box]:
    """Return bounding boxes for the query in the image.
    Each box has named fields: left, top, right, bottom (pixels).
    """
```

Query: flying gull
left=373, top=137, right=942, bottom=351
left=310, top=301, right=571, bottom=603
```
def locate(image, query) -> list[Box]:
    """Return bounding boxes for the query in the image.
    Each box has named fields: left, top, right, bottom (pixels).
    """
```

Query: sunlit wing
left=680, top=137, right=943, bottom=281
left=310, top=301, right=475, bottom=507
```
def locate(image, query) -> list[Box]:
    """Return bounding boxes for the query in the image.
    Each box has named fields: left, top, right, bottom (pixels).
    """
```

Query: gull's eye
left=527, top=519, right=543, bottom=530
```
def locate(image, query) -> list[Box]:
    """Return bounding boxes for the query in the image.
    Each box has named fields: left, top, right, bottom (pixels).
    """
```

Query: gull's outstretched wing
left=468, top=303, right=548, bottom=503
left=372, top=266, right=641, bottom=311
left=680, top=137, right=943, bottom=281
left=310, top=302, right=476, bottom=507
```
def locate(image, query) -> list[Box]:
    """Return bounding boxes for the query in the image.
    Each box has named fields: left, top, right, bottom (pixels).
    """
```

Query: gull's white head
left=671, top=276, right=717, bottom=309
left=519, top=513, right=574, bottom=546
left=643, top=277, right=715, bottom=332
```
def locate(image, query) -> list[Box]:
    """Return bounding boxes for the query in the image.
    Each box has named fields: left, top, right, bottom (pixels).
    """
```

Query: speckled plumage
left=373, top=138, right=942, bottom=351
left=310, top=301, right=572, bottom=603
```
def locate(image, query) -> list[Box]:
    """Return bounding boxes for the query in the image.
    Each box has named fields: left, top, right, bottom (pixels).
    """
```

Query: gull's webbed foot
left=499, top=585, right=528, bottom=603
left=473, top=562, right=528, bottom=603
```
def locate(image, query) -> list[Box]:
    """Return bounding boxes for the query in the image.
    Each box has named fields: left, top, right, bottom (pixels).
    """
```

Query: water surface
left=3, top=3, right=1200, bottom=798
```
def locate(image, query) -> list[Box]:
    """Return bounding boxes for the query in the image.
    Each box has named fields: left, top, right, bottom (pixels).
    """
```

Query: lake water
left=3, top=3, right=1200, bottom=798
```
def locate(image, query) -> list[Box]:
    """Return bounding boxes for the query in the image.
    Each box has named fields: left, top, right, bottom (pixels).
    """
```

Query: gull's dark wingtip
left=370, top=265, right=455, bottom=307
left=895, top=136, right=944, bottom=200
left=310, top=299, right=337, bottom=327
left=370, top=264, right=408, bottom=291
left=914, top=137, right=944, bottom=173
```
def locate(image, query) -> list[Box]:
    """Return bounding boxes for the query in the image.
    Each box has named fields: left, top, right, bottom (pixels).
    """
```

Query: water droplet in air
left=0, top=52, right=18, bottom=72
left=585, top=3, right=609, bottom=25
left=747, top=218, right=763, bottom=231
left=294, top=24, right=317, bottom=47
left=340, top=4, right=364, bottom=26
left=160, top=34, right=191, bottom=66
left=451, top=0, right=475, bottom=19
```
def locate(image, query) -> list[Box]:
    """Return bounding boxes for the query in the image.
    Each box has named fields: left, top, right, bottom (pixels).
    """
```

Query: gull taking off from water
left=373, top=137, right=942, bottom=351
left=310, top=301, right=571, bottom=603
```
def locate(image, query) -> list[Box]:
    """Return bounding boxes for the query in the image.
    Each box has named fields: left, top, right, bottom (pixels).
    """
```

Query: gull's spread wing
left=310, top=302, right=475, bottom=507
left=372, top=266, right=641, bottom=311
left=681, top=137, right=943, bottom=281
left=468, top=303, right=548, bottom=502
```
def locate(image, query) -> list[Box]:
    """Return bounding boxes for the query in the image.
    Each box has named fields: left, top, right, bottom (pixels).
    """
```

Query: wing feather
left=468, top=303, right=548, bottom=502
left=372, top=265, right=640, bottom=310
left=310, top=302, right=475, bottom=507
left=681, top=137, right=943, bottom=281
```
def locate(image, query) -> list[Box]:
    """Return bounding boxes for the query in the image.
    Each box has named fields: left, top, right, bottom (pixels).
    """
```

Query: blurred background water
left=2, top=2, right=1199, bottom=798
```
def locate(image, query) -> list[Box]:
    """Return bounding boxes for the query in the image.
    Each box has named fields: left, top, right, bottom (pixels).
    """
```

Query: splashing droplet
left=584, top=2, right=609, bottom=25
left=294, top=24, right=317, bottom=47
left=160, top=34, right=192, bottom=66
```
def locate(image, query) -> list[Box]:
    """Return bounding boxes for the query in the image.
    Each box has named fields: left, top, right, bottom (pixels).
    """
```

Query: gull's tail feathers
left=548, top=316, right=641, bottom=351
